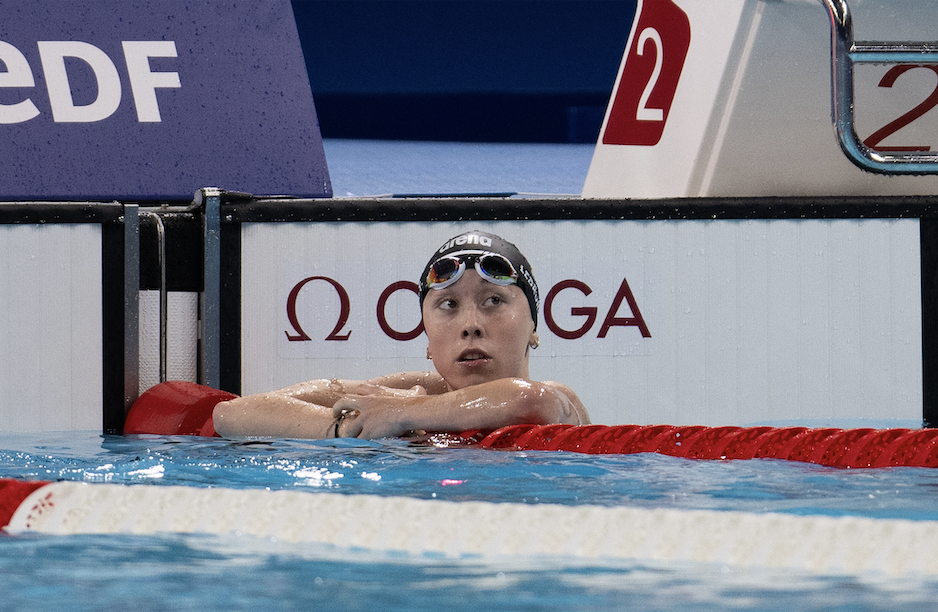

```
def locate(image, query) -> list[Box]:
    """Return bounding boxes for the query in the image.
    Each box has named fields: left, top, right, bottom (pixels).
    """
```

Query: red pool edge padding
left=124, top=381, right=237, bottom=437
left=124, top=381, right=938, bottom=469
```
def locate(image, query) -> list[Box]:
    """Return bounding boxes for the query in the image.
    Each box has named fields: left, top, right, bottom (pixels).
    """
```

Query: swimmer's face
left=422, top=268, right=537, bottom=391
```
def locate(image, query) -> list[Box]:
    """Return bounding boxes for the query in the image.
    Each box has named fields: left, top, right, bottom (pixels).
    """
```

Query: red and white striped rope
left=2, top=478, right=938, bottom=577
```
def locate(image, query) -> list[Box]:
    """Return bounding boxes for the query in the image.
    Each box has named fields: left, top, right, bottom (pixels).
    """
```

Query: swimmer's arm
left=212, top=377, right=436, bottom=439
left=213, top=377, right=589, bottom=440
left=362, top=371, right=449, bottom=395
left=270, top=376, right=436, bottom=404
left=337, top=378, right=590, bottom=439
left=542, top=381, right=590, bottom=428
left=213, top=392, right=339, bottom=439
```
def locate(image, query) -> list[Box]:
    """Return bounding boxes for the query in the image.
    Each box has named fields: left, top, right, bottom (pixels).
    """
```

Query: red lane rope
left=480, top=424, right=938, bottom=468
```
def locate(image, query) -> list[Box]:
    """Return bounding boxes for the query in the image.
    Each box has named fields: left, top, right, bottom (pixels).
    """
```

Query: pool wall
left=4, top=194, right=936, bottom=432
left=235, top=204, right=923, bottom=428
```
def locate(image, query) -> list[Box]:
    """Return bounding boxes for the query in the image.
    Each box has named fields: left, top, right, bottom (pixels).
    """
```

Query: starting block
left=584, top=0, right=938, bottom=198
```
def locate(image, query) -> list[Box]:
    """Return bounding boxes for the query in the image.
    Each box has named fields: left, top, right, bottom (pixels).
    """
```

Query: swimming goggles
left=424, top=252, right=519, bottom=291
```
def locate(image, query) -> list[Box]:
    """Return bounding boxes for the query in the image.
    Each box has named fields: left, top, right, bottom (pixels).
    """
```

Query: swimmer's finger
left=332, top=397, right=359, bottom=417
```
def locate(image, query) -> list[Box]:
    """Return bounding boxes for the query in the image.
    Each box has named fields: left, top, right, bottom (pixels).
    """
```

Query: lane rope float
left=478, top=424, right=938, bottom=468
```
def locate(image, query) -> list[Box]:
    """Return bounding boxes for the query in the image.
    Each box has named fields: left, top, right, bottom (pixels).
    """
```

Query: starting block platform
left=584, top=0, right=938, bottom=198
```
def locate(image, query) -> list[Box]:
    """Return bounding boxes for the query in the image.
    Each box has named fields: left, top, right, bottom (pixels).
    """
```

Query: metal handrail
left=824, top=0, right=938, bottom=173
left=139, top=211, right=168, bottom=384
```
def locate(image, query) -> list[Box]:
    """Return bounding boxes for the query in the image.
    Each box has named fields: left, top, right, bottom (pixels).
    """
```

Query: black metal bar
left=922, top=219, right=938, bottom=427
left=102, top=217, right=127, bottom=434
left=0, top=202, right=124, bottom=224
left=139, top=212, right=203, bottom=292
left=226, top=195, right=938, bottom=224
left=220, top=214, right=242, bottom=396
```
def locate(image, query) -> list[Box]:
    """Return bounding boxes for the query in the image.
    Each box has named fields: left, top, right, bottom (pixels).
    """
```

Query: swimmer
left=213, top=230, right=589, bottom=439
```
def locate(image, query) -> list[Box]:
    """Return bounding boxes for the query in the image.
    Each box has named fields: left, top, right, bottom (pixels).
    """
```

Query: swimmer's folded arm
left=212, top=376, right=588, bottom=440
left=336, top=378, right=588, bottom=439
left=211, top=375, right=432, bottom=439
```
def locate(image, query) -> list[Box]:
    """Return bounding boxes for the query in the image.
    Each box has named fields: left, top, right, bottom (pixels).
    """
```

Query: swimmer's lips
left=456, top=350, right=491, bottom=367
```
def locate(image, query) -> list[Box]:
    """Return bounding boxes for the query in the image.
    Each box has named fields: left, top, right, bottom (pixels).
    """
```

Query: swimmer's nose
left=462, top=326, right=483, bottom=338
left=460, top=307, right=483, bottom=338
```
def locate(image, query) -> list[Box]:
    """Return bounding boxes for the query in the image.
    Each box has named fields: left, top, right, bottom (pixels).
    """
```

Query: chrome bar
left=196, top=187, right=222, bottom=389
left=123, top=203, right=140, bottom=413
left=850, top=43, right=938, bottom=65
left=155, top=213, right=167, bottom=383
left=823, top=0, right=938, bottom=173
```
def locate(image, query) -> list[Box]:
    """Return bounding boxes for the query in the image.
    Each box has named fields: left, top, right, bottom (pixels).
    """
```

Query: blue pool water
left=2, top=431, right=938, bottom=611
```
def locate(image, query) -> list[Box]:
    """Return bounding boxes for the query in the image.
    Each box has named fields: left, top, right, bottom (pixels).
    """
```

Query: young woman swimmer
left=213, top=230, right=589, bottom=439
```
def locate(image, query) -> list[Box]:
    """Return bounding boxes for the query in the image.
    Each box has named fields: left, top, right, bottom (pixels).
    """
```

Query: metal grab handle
left=139, top=211, right=168, bottom=384
left=824, top=0, right=938, bottom=174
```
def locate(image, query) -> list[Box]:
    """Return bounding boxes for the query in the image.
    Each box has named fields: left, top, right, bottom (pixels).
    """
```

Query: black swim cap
left=419, top=230, right=540, bottom=329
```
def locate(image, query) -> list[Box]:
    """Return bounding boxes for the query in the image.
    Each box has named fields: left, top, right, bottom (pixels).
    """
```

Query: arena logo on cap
left=438, top=234, right=493, bottom=252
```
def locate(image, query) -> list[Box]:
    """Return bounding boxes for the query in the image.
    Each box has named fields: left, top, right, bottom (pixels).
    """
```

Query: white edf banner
left=240, top=220, right=922, bottom=428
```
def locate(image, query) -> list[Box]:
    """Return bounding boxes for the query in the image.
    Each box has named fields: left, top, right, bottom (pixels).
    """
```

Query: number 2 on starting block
left=603, top=0, right=691, bottom=146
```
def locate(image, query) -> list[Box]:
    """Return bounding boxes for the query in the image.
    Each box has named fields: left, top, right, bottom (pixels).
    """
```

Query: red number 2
left=863, top=65, right=938, bottom=152
left=602, top=0, right=691, bottom=146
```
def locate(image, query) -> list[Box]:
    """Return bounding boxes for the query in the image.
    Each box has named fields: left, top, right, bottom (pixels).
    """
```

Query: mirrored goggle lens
left=476, top=254, right=517, bottom=285
left=426, top=257, right=465, bottom=289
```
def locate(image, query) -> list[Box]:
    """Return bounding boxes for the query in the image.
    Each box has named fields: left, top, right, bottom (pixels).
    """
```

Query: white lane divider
left=6, top=481, right=938, bottom=576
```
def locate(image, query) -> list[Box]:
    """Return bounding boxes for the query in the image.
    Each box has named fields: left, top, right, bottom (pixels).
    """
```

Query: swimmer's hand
left=333, top=384, right=428, bottom=438
left=331, top=394, right=421, bottom=439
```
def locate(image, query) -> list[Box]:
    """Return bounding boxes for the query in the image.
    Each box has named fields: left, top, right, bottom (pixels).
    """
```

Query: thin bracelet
left=332, top=408, right=354, bottom=438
